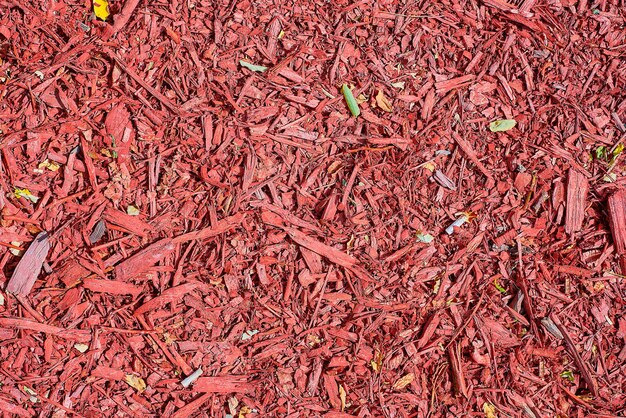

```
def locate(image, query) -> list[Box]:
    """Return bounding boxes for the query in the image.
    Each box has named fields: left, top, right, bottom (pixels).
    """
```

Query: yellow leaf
left=483, top=402, right=497, bottom=418
left=339, top=384, right=347, bottom=412
left=376, top=90, right=393, bottom=112
left=392, top=373, right=414, bottom=391
left=93, top=0, right=109, bottom=21
left=238, top=406, right=252, bottom=418
left=14, top=188, right=39, bottom=203
left=124, top=374, right=146, bottom=392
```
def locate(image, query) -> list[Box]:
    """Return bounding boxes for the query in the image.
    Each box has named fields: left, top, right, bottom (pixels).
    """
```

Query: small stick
left=549, top=313, right=599, bottom=396
left=308, top=268, right=332, bottom=328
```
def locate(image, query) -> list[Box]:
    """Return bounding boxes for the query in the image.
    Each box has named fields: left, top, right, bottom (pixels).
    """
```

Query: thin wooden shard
left=6, top=231, right=50, bottom=296
left=283, top=227, right=356, bottom=269
left=115, top=238, right=175, bottom=281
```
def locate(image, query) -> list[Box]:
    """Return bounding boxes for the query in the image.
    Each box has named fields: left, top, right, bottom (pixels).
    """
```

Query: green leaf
left=239, top=60, right=268, bottom=72
left=489, top=119, right=517, bottom=132
left=493, top=278, right=507, bottom=294
left=341, top=84, right=360, bottom=117
left=595, top=146, right=607, bottom=160
left=560, top=370, right=575, bottom=382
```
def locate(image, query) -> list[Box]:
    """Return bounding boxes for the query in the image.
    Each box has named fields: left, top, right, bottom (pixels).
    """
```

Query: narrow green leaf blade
left=341, top=84, right=360, bottom=117
left=239, top=60, right=268, bottom=72
left=489, top=119, right=517, bottom=132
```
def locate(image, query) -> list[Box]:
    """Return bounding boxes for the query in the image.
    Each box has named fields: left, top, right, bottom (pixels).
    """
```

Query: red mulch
left=1, top=0, right=625, bottom=417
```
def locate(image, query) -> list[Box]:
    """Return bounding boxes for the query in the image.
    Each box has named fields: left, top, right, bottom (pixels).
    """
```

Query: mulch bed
left=1, top=0, right=625, bottom=416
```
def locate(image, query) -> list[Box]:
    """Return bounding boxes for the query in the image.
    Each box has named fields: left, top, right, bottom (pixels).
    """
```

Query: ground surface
left=0, top=0, right=625, bottom=417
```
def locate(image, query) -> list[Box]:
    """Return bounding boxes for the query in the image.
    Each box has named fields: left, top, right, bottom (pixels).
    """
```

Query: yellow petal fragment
left=93, top=0, right=109, bottom=21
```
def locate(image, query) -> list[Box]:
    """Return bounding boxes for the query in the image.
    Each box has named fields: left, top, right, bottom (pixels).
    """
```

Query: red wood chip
left=608, top=189, right=626, bottom=273
left=114, top=238, right=175, bottom=281
left=193, top=376, right=255, bottom=393
left=565, top=168, right=589, bottom=235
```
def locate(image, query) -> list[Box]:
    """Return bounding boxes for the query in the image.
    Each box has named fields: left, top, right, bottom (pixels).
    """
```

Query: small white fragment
left=181, top=367, right=203, bottom=388
left=126, top=205, right=140, bottom=216
left=241, top=329, right=259, bottom=341
left=74, top=343, right=89, bottom=353
left=23, top=386, right=38, bottom=403
left=445, top=214, right=469, bottom=235
left=34, top=70, right=44, bottom=80
left=9, top=241, right=22, bottom=256
left=416, top=232, right=434, bottom=243
left=0, top=293, right=4, bottom=306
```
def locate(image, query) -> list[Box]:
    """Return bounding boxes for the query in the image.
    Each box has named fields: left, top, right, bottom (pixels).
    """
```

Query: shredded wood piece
left=6, top=232, right=50, bottom=296
left=564, top=169, right=589, bottom=235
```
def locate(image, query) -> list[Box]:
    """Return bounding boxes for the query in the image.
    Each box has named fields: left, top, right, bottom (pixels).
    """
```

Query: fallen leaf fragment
left=125, top=374, right=146, bottom=392
left=14, top=188, right=39, bottom=203
left=238, top=405, right=252, bottom=418
left=339, top=384, right=347, bottom=411
left=416, top=232, right=434, bottom=243
left=392, top=373, right=414, bottom=390
left=126, top=205, right=140, bottom=216
left=375, top=90, right=393, bottom=112
left=483, top=402, right=498, bottom=418
left=370, top=350, right=383, bottom=372
left=93, top=0, right=109, bottom=20
left=489, top=119, right=517, bottom=132
left=240, top=60, right=268, bottom=72
left=38, top=159, right=60, bottom=171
